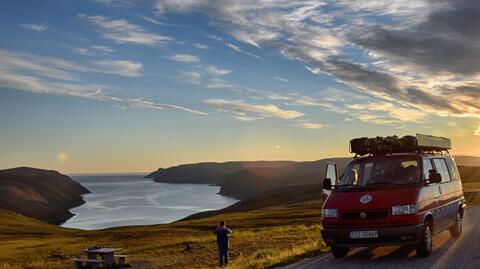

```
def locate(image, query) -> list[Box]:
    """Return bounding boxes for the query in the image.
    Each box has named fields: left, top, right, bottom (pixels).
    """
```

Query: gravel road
left=279, top=204, right=480, bottom=269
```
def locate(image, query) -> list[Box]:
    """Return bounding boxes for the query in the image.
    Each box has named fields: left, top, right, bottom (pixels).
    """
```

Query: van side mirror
left=323, top=178, right=332, bottom=190
left=428, top=169, right=442, bottom=184
left=324, top=162, right=338, bottom=190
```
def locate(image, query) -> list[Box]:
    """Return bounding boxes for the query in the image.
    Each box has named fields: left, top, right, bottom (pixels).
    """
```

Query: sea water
left=61, top=174, right=238, bottom=230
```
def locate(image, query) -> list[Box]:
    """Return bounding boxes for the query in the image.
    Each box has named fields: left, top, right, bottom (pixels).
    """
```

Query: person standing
left=214, top=221, right=232, bottom=267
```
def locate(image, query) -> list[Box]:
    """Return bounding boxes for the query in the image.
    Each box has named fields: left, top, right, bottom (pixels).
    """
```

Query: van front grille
left=342, top=210, right=388, bottom=220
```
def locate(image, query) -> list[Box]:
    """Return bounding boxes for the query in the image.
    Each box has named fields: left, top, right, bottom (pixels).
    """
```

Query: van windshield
left=338, top=155, right=421, bottom=186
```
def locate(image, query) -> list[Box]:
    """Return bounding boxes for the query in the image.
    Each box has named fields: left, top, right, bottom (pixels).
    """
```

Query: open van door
left=323, top=162, right=338, bottom=196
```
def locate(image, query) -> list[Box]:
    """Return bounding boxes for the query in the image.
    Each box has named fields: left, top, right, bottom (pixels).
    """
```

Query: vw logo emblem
left=360, top=212, right=367, bottom=219
left=360, top=194, right=372, bottom=204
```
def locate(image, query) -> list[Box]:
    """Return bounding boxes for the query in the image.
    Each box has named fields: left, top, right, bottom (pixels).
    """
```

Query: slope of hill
left=458, top=166, right=480, bottom=183
left=0, top=167, right=90, bottom=224
left=454, top=156, right=480, bottom=167
left=147, top=161, right=297, bottom=184
left=184, top=184, right=324, bottom=221
left=219, top=158, right=351, bottom=199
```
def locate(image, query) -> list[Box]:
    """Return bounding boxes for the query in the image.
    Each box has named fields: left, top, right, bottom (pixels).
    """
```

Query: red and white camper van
left=321, top=134, right=465, bottom=258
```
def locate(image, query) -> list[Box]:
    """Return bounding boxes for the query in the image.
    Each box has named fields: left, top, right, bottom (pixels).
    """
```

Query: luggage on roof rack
left=349, top=134, right=451, bottom=156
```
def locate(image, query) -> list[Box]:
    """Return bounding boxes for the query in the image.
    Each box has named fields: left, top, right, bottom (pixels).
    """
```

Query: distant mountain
left=454, top=156, right=480, bottom=167
left=147, top=155, right=480, bottom=200
left=147, top=161, right=298, bottom=184
left=147, top=158, right=351, bottom=198
left=219, top=158, right=351, bottom=199
left=0, top=167, right=89, bottom=224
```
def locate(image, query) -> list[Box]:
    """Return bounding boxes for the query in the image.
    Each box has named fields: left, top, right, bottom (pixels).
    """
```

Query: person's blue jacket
left=214, top=226, right=232, bottom=246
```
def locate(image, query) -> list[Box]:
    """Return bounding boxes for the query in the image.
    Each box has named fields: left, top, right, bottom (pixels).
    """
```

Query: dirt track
left=279, top=204, right=480, bottom=269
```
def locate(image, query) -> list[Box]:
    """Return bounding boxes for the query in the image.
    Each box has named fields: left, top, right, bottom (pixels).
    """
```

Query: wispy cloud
left=128, top=98, right=207, bottom=115
left=298, top=122, right=327, bottom=129
left=0, top=50, right=204, bottom=116
left=79, top=14, right=173, bottom=45
left=205, top=99, right=304, bottom=120
left=274, top=76, right=288, bottom=83
left=93, top=60, right=143, bottom=77
left=206, top=65, right=231, bottom=76
left=194, top=43, right=209, bottom=49
left=91, top=45, right=115, bottom=53
left=0, top=49, right=143, bottom=79
left=19, top=23, right=48, bottom=31
left=346, top=102, right=426, bottom=123
left=74, top=48, right=93, bottom=56
left=168, top=54, right=200, bottom=63
left=225, top=42, right=261, bottom=59
left=474, top=126, right=480, bottom=136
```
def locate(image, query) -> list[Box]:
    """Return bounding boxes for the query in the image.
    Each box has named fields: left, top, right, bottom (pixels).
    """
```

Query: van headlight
left=392, top=204, right=418, bottom=215
left=322, top=209, right=338, bottom=218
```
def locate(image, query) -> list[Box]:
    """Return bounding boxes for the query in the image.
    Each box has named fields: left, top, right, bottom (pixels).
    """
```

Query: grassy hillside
left=458, top=166, right=480, bottom=184
left=0, top=202, right=327, bottom=269
left=1, top=183, right=479, bottom=269
left=186, top=184, right=324, bottom=221
left=0, top=167, right=89, bottom=224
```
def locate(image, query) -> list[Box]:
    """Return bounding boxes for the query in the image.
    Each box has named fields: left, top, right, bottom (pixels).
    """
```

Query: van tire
left=449, top=211, right=462, bottom=237
left=331, top=246, right=349, bottom=258
left=416, top=220, right=433, bottom=257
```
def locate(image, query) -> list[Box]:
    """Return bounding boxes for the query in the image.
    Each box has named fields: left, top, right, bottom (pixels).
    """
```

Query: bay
left=61, top=174, right=238, bottom=230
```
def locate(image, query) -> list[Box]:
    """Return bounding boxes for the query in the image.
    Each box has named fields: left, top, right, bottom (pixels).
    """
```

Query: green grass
left=0, top=202, right=328, bottom=269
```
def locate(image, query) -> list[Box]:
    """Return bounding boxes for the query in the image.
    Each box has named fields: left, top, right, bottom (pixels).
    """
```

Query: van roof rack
left=350, top=134, right=451, bottom=157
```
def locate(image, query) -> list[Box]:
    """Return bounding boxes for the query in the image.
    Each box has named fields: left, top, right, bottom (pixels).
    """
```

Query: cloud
left=194, top=43, right=209, bottom=49
left=154, top=0, right=480, bottom=123
left=168, top=54, right=200, bottom=63
left=352, top=0, right=480, bottom=76
left=93, top=60, right=143, bottom=77
left=205, top=99, right=304, bottom=120
left=79, top=14, right=172, bottom=45
left=225, top=42, right=261, bottom=59
left=19, top=23, right=48, bottom=31
left=0, top=49, right=88, bottom=80
left=298, top=123, right=327, bottom=129
left=206, top=65, right=231, bottom=76
left=0, top=49, right=144, bottom=79
left=346, top=102, right=426, bottom=123
left=274, top=76, right=288, bottom=83
left=74, top=48, right=92, bottom=56
left=91, top=45, right=115, bottom=53
left=128, top=98, right=207, bottom=115
left=475, top=126, right=480, bottom=136
left=0, top=49, right=205, bottom=116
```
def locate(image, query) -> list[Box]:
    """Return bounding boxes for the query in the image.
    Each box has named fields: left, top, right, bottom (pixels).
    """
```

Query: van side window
left=445, top=158, right=460, bottom=181
left=423, top=159, right=433, bottom=180
left=433, top=159, right=452, bottom=183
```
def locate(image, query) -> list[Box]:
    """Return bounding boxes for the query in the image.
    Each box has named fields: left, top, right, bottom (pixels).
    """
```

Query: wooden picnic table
left=83, top=248, right=121, bottom=266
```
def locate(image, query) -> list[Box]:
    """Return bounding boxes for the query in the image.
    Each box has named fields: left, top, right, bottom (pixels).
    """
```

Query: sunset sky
left=1, top=0, right=479, bottom=173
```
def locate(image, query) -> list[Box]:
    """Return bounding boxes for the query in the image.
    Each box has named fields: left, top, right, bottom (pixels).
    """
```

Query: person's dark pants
left=218, top=243, right=229, bottom=267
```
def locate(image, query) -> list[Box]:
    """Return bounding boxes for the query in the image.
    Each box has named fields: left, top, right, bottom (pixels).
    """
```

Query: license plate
left=349, top=230, right=378, bottom=239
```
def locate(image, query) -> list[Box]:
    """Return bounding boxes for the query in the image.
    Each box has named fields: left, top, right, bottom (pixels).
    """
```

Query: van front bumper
left=321, top=223, right=424, bottom=247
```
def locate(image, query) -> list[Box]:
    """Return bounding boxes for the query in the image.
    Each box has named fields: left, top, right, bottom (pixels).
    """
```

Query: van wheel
left=449, top=211, right=462, bottom=237
left=331, top=246, right=349, bottom=258
left=416, top=220, right=433, bottom=257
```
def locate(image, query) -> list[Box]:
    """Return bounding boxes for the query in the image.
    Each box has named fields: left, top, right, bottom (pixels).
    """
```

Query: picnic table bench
left=71, top=258, right=101, bottom=269
left=72, top=247, right=130, bottom=268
